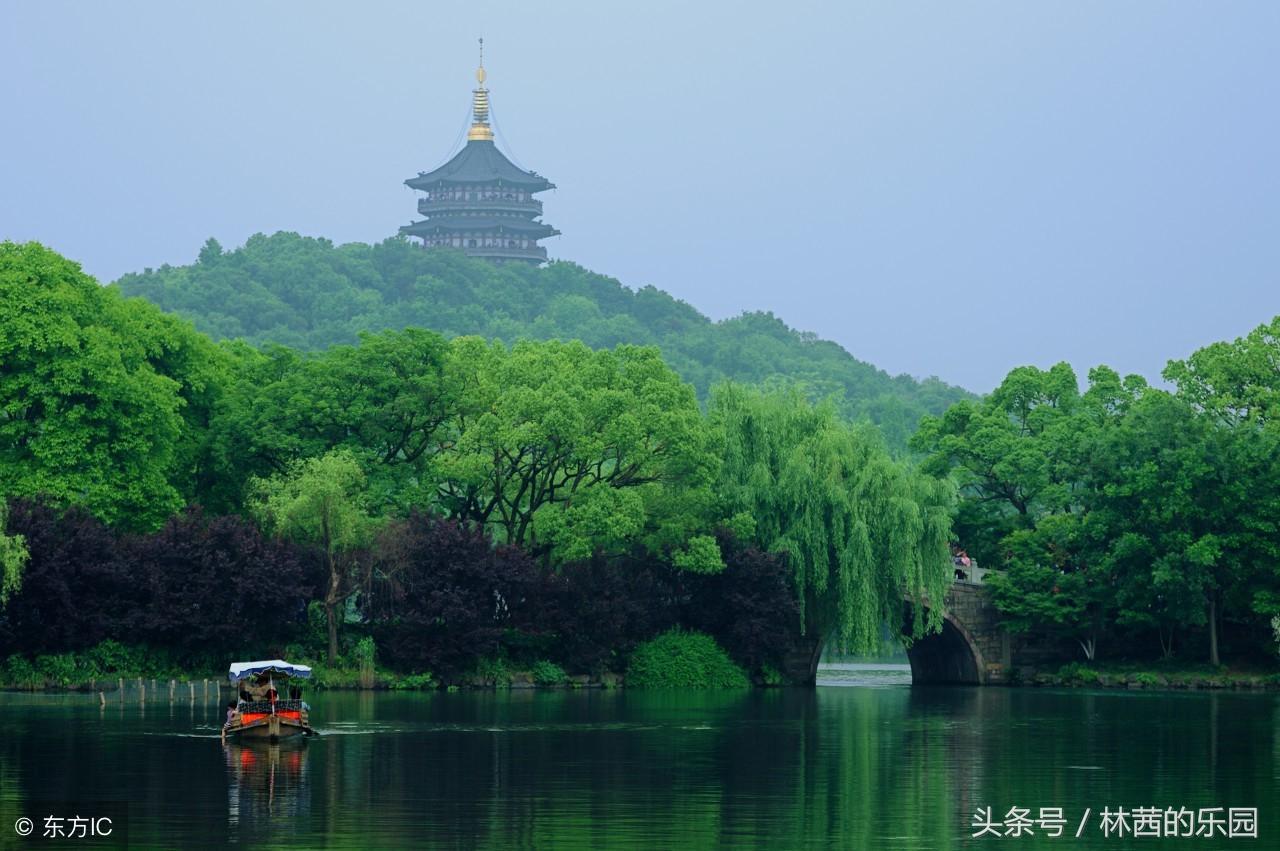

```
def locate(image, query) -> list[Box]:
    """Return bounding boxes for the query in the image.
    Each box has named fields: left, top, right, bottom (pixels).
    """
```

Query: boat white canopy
left=227, top=660, right=313, bottom=682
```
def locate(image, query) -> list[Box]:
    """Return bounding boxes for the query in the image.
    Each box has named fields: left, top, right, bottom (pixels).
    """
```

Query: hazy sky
left=2, top=1, right=1276, bottom=391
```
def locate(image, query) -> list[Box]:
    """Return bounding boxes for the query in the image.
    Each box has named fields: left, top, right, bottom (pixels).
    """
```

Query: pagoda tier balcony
left=426, top=243, right=549, bottom=263
left=417, top=197, right=543, bottom=217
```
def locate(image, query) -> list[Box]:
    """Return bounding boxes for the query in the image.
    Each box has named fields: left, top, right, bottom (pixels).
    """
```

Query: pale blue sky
left=2, top=1, right=1276, bottom=391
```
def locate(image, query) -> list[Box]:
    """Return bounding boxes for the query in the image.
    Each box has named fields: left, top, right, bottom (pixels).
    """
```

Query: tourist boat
left=224, top=660, right=316, bottom=742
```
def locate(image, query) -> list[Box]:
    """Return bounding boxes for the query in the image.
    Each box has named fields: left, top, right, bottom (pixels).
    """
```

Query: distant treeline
left=0, top=241, right=952, bottom=684
left=113, top=233, right=970, bottom=451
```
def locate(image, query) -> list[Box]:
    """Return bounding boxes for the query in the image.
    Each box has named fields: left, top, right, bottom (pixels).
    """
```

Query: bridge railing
left=952, top=559, right=994, bottom=585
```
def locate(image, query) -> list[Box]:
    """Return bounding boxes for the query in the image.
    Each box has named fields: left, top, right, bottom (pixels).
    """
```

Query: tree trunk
left=1207, top=592, right=1220, bottom=667
left=1158, top=625, right=1174, bottom=660
left=325, top=546, right=341, bottom=664
left=806, top=634, right=826, bottom=684
left=326, top=602, right=339, bottom=664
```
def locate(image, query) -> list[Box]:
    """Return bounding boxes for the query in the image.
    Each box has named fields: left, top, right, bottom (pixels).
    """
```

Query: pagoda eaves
left=399, top=45, right=558, bottom=265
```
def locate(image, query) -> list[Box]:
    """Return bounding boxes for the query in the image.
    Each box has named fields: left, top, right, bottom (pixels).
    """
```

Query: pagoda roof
left=400, top=216, right=559, bottom=238
left=407, top=140, right=554, bottom=191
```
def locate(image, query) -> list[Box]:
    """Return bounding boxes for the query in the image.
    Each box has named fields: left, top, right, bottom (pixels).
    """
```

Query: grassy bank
left=0, top=643, right=626, bottom=693
left=2, top=631, right=772, bottom=693
left=1029, top=661, right=1280, bottom=691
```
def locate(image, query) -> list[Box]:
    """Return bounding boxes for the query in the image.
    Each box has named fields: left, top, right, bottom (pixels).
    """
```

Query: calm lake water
left=1, top=665, right=1276, bottom=848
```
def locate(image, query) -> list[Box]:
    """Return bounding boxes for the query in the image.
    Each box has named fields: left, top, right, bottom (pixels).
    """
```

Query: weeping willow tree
left=710, top=384, right=953, bottom=666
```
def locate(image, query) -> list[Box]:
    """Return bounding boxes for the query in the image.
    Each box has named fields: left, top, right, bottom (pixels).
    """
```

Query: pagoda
left=401, top=44, right=559, bottom=264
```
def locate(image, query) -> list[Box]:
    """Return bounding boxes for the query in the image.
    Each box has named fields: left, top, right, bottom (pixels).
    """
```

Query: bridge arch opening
left=903, top=609, right=985, bottom=685
left=799, top=586, right=997, bottom=685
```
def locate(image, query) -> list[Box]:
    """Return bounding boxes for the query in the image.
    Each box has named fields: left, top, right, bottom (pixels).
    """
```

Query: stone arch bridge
left=789, top=577, right=1071, bottom=686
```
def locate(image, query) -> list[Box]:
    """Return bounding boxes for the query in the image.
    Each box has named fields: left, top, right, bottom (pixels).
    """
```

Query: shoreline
left=1018, top=671, right=1280, bottom=692
left=6, top=668, right=1279, bottom=695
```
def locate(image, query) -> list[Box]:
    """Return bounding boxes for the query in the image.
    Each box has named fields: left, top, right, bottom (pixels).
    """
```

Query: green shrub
left=353, top=636, right=376, bottom=689
left=759, top=663, right=784, bottom=687
left=530, top=660, right=568, bottom=686
left=472, top=656, right=511, bottom=685
left=1058, top=662, right=1100, bottom=684
left=85, top=640, right=148, bottom=676
left=298, top=601, right=329, bottom=657
left=390, top=672, right=437, bottom=690
left=627, top=629, right=749, bottom=689
left=3, top=654, right=39, bottom=689
left=35, top=653, right=79, bottom=687
left=1131, top=672, right=1160, bottom=687
left=352, top=636, right=376, bottom=665
left=306, top=661, right=360, bottom=689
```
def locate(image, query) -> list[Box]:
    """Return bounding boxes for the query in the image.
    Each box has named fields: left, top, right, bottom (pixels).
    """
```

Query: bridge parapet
left=934, top=581, right=1008, bottom=684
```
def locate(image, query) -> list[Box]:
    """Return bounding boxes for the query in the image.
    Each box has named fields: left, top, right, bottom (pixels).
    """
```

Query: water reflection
left=223, top=741, right=310, bottom=841
left=0, top=680, right=1275, bottom=848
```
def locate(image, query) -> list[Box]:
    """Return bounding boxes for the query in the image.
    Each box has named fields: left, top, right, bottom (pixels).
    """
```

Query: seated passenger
left=221, top=700, right=238, bottom=742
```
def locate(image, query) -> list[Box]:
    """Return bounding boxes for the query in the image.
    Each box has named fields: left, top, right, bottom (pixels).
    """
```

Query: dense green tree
left=983, top=513, right=1112, bottom=660
left=1, top=241, right=224, bottom=529
left=113, top=232, right=970, bottom=450
left=919, top=343, right=1280, bottom=665
left=1164, top=315, right=1280, bottom=426
left=910, top=362, right=1102, bottom=562
left=1087, top=391, right=1228, bottom=661
left=1163, top=316, right=1280, bottom=661
left=249, top=450, right=378, bottom=662
left=710, top=384, right=952, bottom=669
left=436, top=338, right=718, bottom=564
left=207, top=328, right=454, bottom=512
left=912, top=363, right=1151, bottom=660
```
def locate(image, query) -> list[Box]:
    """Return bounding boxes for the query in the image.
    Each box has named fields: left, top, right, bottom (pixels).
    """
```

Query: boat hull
left=227, top=711, right=311, bottom=743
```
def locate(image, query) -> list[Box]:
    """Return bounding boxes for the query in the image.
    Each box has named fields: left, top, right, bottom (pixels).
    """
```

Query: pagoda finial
left=468, top=38, right=493, bottom=141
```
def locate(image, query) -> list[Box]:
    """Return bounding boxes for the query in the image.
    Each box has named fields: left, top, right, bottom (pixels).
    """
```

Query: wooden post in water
left=188, top=681, right=195, bottom=702
left=169, top=680, right=176, bottom=702
left=99, top=692, right=106, bottom=706
left=118, top=679, right=124, bottom=701
left=140, top=682, right=146, bottom=703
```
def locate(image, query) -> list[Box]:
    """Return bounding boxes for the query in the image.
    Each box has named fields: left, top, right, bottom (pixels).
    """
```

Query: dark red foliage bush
left=365, top=512, right=540, bottom=680
left=539, top=555, right=680, bottom=675
left=685, top=534, right=803, bottom=676
left=124, top=507, right=317, bottom=656
left=0, top=499, right=315, bottom=660
left=0, top=499, right=129, bottom=655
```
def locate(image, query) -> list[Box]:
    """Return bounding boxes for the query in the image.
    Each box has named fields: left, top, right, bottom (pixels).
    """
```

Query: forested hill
left=114, top=232, right=969, bottom=448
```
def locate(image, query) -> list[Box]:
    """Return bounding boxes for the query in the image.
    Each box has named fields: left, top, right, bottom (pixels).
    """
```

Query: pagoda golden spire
left=467, top=38, right=494, bottom=142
